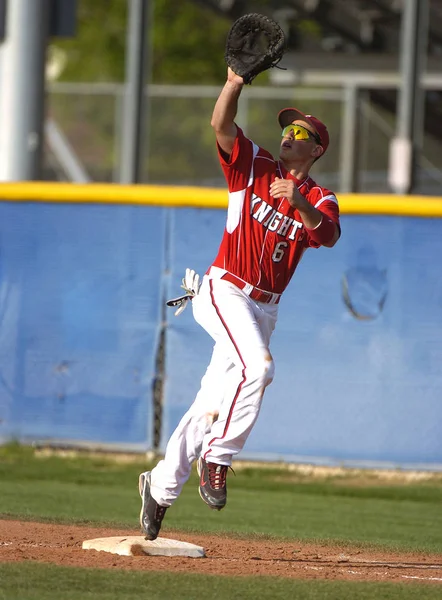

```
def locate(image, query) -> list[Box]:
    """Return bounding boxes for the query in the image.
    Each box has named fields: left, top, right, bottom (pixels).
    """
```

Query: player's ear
left=312, top=145, right=324, bottom=159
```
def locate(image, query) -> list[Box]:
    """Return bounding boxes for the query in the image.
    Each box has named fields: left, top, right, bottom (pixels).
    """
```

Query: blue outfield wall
left=164, top=210, right=442, bottom=468
left=0, top=203, right=166, bottom=450
left=0, top=200, right=441, bottom=466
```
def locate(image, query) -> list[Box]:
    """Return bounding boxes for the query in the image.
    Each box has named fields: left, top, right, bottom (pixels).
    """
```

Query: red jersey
left=212, top=127, right=340, bottom=295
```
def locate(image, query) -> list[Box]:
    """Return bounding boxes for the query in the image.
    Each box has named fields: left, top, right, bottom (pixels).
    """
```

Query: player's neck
left=279, top=159, right=310, bottom=182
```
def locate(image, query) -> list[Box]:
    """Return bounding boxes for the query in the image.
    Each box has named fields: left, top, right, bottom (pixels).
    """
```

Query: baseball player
left=139, top=66, right=341, bottom=540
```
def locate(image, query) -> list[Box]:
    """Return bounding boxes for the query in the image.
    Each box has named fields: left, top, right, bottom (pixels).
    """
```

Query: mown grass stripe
left=1, top=562, right=442, bottom=600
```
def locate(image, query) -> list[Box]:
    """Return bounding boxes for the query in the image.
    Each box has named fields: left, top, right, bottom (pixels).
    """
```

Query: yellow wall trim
left=1, top=182, right=442, bottom=217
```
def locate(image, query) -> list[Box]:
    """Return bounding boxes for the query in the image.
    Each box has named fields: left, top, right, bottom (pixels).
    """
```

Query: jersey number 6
left=272, top=241, right=288, bottom=263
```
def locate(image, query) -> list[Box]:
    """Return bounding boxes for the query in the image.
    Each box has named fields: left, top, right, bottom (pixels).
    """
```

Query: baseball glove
left=225, top=13, right=286, bottom=85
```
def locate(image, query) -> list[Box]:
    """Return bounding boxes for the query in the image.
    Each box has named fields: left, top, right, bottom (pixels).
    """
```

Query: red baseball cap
left=278, top=107, right=330, bottom=154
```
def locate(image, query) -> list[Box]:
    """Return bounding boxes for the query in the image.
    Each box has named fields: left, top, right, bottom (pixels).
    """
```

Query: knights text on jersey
left=212, top=127, right=340, bottom=295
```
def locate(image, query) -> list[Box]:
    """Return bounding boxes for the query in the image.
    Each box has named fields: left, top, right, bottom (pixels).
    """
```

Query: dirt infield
left=1, top=520, right=441, bottom=585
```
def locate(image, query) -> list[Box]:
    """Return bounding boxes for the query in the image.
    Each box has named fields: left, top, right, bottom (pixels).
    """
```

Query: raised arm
left=211, top=68, right=244, bottom=156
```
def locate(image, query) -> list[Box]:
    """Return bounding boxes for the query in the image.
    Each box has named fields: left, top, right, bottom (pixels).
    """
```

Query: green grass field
left=1, top=443, right=441, bottom=599
left=2, top=562, right=442, bottom=600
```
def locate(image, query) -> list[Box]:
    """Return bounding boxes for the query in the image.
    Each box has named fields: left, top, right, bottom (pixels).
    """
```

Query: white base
left=82, top=535, right=205, bottom=558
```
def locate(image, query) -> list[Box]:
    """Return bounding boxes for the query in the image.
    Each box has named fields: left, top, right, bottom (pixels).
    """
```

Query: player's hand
left=227, top=67, right=244, bottom=85
left=269, top=177, right=305, bottom=209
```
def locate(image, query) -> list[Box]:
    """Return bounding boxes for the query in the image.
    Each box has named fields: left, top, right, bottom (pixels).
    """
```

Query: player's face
left=279, top=120, right=321, bottom=162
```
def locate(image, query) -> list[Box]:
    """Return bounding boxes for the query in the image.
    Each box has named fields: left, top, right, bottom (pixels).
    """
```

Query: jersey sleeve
left=307, top=193, right=341, bottom=248
left=216, top=126, right=254, bottom=192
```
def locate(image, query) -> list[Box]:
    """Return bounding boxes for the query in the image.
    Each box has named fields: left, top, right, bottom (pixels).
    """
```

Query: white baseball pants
left=150, top=268, right=278, bottom=506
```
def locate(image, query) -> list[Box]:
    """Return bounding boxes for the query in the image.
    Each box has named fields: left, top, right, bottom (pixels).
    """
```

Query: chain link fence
left=45, top=82, right=442, bottom=194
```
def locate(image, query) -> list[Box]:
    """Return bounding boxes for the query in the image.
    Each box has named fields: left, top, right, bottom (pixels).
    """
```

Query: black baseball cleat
left=197, top=457, right=228, bottom=510
left=138, top=471, right=168, bottom=541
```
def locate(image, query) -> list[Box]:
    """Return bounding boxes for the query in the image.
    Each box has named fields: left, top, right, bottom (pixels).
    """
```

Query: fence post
left=0, top=0, right=49, bottom=181
left=339, top=84, right=360, bottom=193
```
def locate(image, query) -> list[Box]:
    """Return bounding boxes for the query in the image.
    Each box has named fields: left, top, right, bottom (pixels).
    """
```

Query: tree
left=51, top=0, right=232, bottom=84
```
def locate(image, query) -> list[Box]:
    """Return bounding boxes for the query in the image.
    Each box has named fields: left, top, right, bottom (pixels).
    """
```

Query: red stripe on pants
left=204, top=279, right=247, bottom=460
